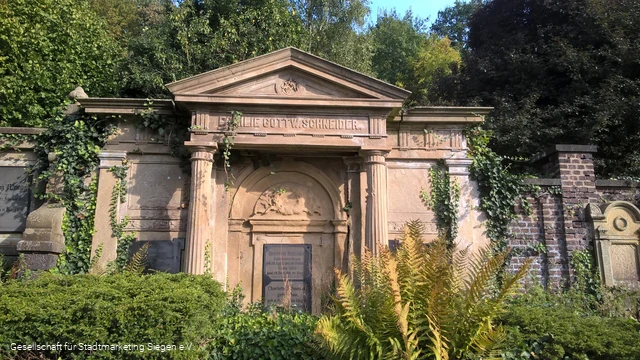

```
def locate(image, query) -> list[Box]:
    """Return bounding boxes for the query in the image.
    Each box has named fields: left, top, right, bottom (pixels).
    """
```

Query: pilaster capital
left=359, top=149, right=390, bottom=165
left=97, top=150, right=127, bottom=169
left=343, top=156, right=362, bottom=173
left=444, top=158, right=473, bottom=176
left=184, top=141, right=218, bottom=163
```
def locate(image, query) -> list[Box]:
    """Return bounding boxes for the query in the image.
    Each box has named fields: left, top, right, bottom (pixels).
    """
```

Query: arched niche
left=230, top=160, right=345, bottom=223
left=588, top=201, right=640, bottom=288
left=227, top=160, right=347, bottom=313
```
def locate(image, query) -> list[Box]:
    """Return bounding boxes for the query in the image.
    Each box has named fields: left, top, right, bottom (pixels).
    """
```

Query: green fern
left=315, top=220, right=531, bottom=360
left=124, top=242, right=149, bottom=274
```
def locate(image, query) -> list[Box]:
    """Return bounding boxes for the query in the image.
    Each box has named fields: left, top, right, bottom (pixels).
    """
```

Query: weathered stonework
left=73, top=47, right=490, bottom=312
left=588, top=202, right=640, bottom=288
left=0, top=127, right=45, bottom=266
left=4, top=49, right=637, bottom=301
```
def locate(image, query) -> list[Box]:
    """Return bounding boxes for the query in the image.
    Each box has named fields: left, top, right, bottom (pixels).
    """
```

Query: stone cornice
left=0, top=127, right=45, bottom=135
left=394, top=107, right=493, bottom=124
left=77, top=98, right=176, bottom=115
left=173, top=94, right=404, bottom=109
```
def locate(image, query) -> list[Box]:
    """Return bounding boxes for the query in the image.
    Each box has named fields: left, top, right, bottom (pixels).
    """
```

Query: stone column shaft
left=361, top=150, right=389, bottom=254
left=184, top=146, right=215, bottom=274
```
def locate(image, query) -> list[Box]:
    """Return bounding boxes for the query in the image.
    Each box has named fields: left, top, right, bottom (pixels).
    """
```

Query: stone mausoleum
left=11, top=47, right=640, bottom=312
left=82, top=48, right=489, bottom=312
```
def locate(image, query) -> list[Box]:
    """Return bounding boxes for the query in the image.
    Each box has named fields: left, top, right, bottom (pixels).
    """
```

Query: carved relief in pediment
left=253, top=183, right=323, bottom=217
left=214, top=69, right=369, bottom=99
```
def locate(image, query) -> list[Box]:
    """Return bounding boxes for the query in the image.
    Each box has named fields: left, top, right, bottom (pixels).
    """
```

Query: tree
left=88, top=0, right=140, bottom=42
left=430, top=0, right=483, bottom=50
left=292, top=0, right=373, bottom=74
left=120, top=0, right=306, bottom=98
left=411, top=34, right=462, bottom=105
left=370, top=10, right=460, bottom=106
left=0, top=0, right=122, bottom=127
left=457, top=0, right=640, bottom=177
left=370, top=10, right=426, bottom=89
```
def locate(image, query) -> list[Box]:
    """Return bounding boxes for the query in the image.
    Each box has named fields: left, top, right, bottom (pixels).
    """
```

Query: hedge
left=501, top=303, right=640, bottom=360
left=0, top=273, right=226, bottom=359
left=209, top=304, right=322, bottom=359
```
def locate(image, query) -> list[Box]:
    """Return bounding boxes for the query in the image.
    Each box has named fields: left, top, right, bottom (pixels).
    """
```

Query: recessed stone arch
left=230, top=160, right=345, bottom=222
left=227, top=159, right=347, bottom=313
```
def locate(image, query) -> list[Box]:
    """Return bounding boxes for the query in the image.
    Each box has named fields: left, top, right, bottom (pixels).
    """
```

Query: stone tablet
left=129, top=238, right=185, bottom=273
left=263, top=244, right=311, bottom=311
left=0, top=167, right=31, bottom=232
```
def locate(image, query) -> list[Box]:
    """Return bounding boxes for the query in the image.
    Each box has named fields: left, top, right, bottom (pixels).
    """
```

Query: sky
left=368, top=0, right=458, bottom=26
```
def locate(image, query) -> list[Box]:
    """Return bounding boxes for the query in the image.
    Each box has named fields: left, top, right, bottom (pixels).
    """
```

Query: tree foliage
left=454, top=0, right=640, bottom=177
left=1, top=0, right=473, bottom=126
left=430, top=0, right=483, bottom=50
left=371, top=10, right=426, bottom=89
left=411, top=35, right=462, bottom=104
left=293, top=0, right=373, bottom=74
left=120, top=0, right=306, bottom=98
left=370, top=10, right=461, bottom=105
left=0, top=0, right=121, bottom=127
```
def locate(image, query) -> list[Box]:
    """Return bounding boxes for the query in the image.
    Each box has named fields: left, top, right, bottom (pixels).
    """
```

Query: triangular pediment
left=213, top=68, right=372, bottom=99
left=166, top=47, right=410, bottom=103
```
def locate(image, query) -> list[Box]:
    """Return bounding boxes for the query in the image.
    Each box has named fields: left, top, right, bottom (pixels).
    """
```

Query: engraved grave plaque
left=263, top=244, right=311, bottom=312
left=0, top=167, right=31, bottom=232
left=129, top=238, right=185, bottom=273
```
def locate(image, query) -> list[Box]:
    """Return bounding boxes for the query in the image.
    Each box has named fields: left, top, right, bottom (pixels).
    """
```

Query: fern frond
left=493, top=255, right=532, bottom=304
left=317, top=221, right=532, bottom=360
left=124, top=242, right=149, bottom=274
left=464, top=250, right=506, bottom=308
left=397, top=221, right=426, bottom=305
left=406, top=219, right=426, bottom=242
left=426, top=314, right=450, bottom=360
left=468, top=320, right=507, bottom=360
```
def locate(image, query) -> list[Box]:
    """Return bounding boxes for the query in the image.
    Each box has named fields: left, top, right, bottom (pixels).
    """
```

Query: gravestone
left=0, top=167, right=31, bottom=232
left=263, top=244, right=312, bottom=312
left=129, top=238, right=185, bottom=273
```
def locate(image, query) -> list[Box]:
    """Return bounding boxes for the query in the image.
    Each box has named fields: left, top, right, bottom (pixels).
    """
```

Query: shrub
left=501, top=303, right=640, bottom=360
left=0, top=272, right=225, bottom=359
left=209, top=303, right=322, bottom=359
left=315, top=220, right=531, bottom=359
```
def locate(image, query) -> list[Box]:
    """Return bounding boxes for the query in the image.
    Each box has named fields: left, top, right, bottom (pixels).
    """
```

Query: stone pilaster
left=361, top=150, right=389, bottom=254
left=91, top=151, right=127, bottom=268
left=445, top=158, right=481, bottom=251
left=184, top=145, right=216, bottom=274
left=344, top=156, right=362, bottom=267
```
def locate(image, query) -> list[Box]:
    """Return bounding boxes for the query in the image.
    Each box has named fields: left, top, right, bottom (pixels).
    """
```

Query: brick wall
left=506, top=145, right=640, bottom=289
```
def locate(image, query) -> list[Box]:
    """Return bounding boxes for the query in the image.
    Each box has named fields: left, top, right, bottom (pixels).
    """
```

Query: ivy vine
left=222, top=111, right=242, bottom=190
left=108, top=161, right=136, bottom=271
left=570, top=249, right=602, bottom=302
left=32, top=108, right=116, bottom=274
left=421, top=161, right=461, bottom=247
left=466, top=126, right=532, bottom=253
